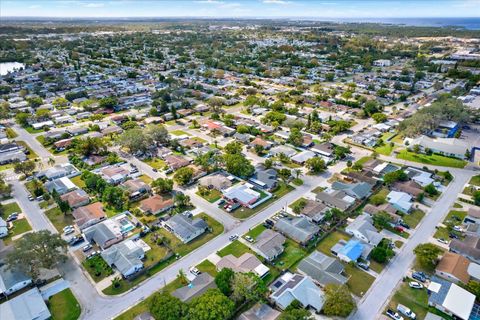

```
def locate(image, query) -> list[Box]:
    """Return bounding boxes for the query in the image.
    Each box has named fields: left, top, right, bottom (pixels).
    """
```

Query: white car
left=82, top=244, right=92, bottom=252
left=64, top=228, right=75, bottom=235
left=409, top=281, right=423, bottom=289
left=436, top=238, right=449, bottom=245
left=229, top=234, right=239, bottom=241
left=189, top=267, right=201, bottom=276
left=63, top=225, right=74, bottom=232
left=245, top=235, right=254, bottom=243
left=453, top=226, right=464, bottom=232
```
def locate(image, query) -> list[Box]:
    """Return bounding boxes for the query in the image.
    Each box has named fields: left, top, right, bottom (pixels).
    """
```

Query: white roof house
left=387, top=190, right=413, bottom=213
left=428, top=276, right=475, bottom=320
left=223, top=184, right=260, bottom=206
left=0, top=287, right=51, bottom=320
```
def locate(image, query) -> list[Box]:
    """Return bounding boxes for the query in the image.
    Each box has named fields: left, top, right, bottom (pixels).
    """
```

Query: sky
left=1, top=0, right=480, bottom=18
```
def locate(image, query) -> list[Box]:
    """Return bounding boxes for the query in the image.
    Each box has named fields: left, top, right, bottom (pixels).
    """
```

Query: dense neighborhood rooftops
left=172, top=273, right=217, bottom=302
left=275, top=217, right=319, bottom=244
left=436, top=252, right=471, bottom=284
left=297, top=251, right=348, bottom=287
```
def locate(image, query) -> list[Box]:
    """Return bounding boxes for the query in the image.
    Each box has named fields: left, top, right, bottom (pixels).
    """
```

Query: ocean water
left=327, top=17, right=480, bottom=30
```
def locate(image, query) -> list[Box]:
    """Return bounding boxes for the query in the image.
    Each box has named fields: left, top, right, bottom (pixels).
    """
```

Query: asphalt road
left=352, top=168, right=475, bottom=320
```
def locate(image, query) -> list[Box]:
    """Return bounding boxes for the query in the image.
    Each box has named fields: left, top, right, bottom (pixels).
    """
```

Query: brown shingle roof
left=72, top=202, right=105, bottom=228
left=140, top=195, right=174, bottom=214
left=436, top=252, right=470, bottom=284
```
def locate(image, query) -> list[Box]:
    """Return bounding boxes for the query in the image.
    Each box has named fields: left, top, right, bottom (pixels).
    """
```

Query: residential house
left=298, top=200, right=328, bottom=223
left=216, top=253, right=269, bottom=278
left=291, top=151, right=316, bottom=165
left=344, top=171, right=379, bottom=186
left=310, top=142, right=335, bottom=160
left=238, top=303, right=281, bottom=320
left=406, top=136, right=471, bottom=160
left=335, top=239, right=364, bottom=263
left=172, top=273, right=217, bottom=302
left=164, top=214, right=208, bottom=244
left=363, top=203, right=400, bottom=222
left=178, top=138, right=203, bottom=149
left=450, top=235, right=480, bottom=264
left=331, top=181, right=373, bottom=200
left=0, top=218, right=7, bottom=238
left=53, top=138, right=73, bottom=151
left=198, top=173, right=232, bottom=190
left=122, top=179, right=151, bottom=199
left=250, top=137, right=273, bottom=150
left=427, top=276, right=475, bottom=320
left=38, top=163, right=79, bottom=181
left=101, top=239, right=145, bottom=278
left=83, top=219, right=124, bottom=249
left=100, top=165, right=130, bottom=184
left=253, top=229, right=286, bottom=261
left=45, top=177, right=77, bottom=195
left=269, top=272, right=325, bottom=312
left=275, top=217, right=320, bottom=245
left=435, top=252, right=471, bottom=284
left=0, top=264, right=32, bottom=296
left=315, top=189, right=355, bottom=211
left=297, top=251, right=348, bottom=287
left=72, top=202, right=106, bottom=230
left=139, top=195, right=174, bottom=215
left=345, top=214, right=383, bottom=246
left=387, top=190, right=413, bottom=213
left=223, top=184, right=260, bottom=207
left=164, top=154, right=191, bottom=171
left=392, top=180, right=423, bottom=198
left=269, top=145, right=297, bottom=158
left=60, top=189, right=90, bottom=209
left=0, top=287, right=51, bottom=320
left=465, top=208, right=480, bottom=225
left=249, top=166, right=278, bottom=191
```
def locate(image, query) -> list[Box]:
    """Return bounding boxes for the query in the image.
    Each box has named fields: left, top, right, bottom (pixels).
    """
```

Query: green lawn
left=245, top=224, right=267, bottom=240
left=17, top=141, right=38, bottom=159
left=113, top=277, right=185, bottom=320
left=48, top=288, right=81, bottom=320
left=163, top=213, right=223, bottom=256
left=469, top=175, right=480, bottom=187
left=196, top=189, right=222, bottom=203
left=217, top=240, right=252, bottom=258
left=82, top=255, right=114, bottom=283
left=368, top=188, right=389, bottom=205
left=45, top=206, right=74, bottom=232
left=386, top=281, right=454, bottom=320
left=138, top=175, right=153, bottom=185
left=142, top=233, right=171, bottom=268
left=170, top=130, right=190, bottom=136
left=344, top=263, right=375, bottom=297
left=316, top=231, right=350, bottom=256
left=443, top=210, right=467, bottom=226
left=2, top=218, right=32, bottom=244
left=292, top=178, right=303, bottom=186
left=6, top=127, right=18, bottom=139
left=272, top=239, right=307, bottom=271
left=70, top=175, right=86, bottom=189
left=396, top=150, right=467, bottom=168
left=354, top=156, right=373, bottom=167
left=369, top=260, right=385, bottom=274
left=143, top=158, right=166, bottom=170
left=402, top=209, right=425, bottom=228
left=230, top=183, right=294, bottom=219
left=433, top=227, right=450, bottom=241
left=1, top=202, right=21, bottom=218
left=25, top=126, right=44, bottom=134
left=375, top=143, right=395, bottom=156
left=196, top=259, right=218, bottom=276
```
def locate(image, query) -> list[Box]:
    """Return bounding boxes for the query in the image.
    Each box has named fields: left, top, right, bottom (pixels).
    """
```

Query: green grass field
left=196, top=259, right=218, bottom=276
left=217, top=240, right=252, bottom=257
left=44, top=206, right=74, bottom=232
left=1, top=202, right=21, bottom=218
left=244, top=224, right=267, bottom=240
left=396, top=150, right=467, bottom=168
left=402, top=209, right=425, bottom=228
left=272, top=239, right=307, bottom=271
left=170, top=130, right=190, bottom=136
left=196, top=189, right=222, bottom=203
left=469, top=175, right=480, bottom=187
left=143, top=158, right=166, bottom=170
left=48, top=288, right=81, bottom=320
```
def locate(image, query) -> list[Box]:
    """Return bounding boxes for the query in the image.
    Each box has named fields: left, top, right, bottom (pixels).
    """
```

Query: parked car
left=409, top=281, right=423, bottom=289
left=449, top=232, right=459, bottom=239
left=411, top=271, right=427, bottom=283
left=28, top=195, right=34, bottom=201
left=229, top=234, right=239, bottom=241
left=399, top=222, right=410, bottom=229
left=436, top=238, right=449, bottom=245
left=63, top=225, right=74, bottom=232
left=6, top=213, right=19, bottom=222
left=386, top=309, right=404, bottom=320
left=189, top=267, right=201, bottom=276
left=357, top=261, right=370, bottom=271
left=245, top=235, right=254, bottom=243
left=64, top=228, right=75, bottom=235
left=397, top=304, right=416, bottom=319
left=82, top=244, right=93, bottom=252
left=68, top=236, right=84, bottom=246
left=453, top=226, right=464, bottom=232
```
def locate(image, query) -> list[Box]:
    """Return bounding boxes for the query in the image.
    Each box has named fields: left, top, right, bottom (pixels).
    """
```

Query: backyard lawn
left=17, top=141, right=38, bottom=159
left=272, top=239, right=307, bottom=271
left=143, top=158, right=166, bottom=170
left=142, top=232, right=171, bottom=268
left=70, top=175, right=86, bottom=189
left=196, top=259, right=217, bottom=276
left=230, top=183, right=294, bottom=219
left=48, top=288, right=81, bottom=320
left=316, top=231, right=350, bottom=256
left=217, top=240, right=252, bottom=258
left=2, top=218, right=32, bottom=244
left=244, top=224, right=267, bottom=240
left=375, top=142, right=395, bottom=156
left=196, top=188, right=222, bottom=203
left=45, top=206, right=74, bottom=232
left=82, top=255, right=114, bottom=283
left=396, top=150, right=466, bottom=168
left=354, top=156, right=373, bottom=167
left=138, top=175, right=153, bottom=185
left=469, top=175, right=480, bottom=186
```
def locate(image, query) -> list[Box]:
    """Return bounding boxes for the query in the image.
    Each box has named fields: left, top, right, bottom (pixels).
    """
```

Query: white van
left=397, top=304, right=416, bottom=319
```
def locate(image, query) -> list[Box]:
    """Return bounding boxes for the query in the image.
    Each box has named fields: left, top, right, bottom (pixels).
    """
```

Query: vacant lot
left=396, top=150, right=466, bottom=168
left=45, top=206, right=74, bottom=232
left=196, top=188, right=222, bottom=203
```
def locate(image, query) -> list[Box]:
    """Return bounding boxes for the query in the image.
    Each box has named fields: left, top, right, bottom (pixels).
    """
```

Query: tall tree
left=187, top=289, right=235, bottom=320
left=149, top=292, right=186, bottom=320
left=414, top=243, right=443, bottom=270
left=14, top=160, right=36, bottom=177
left=6, top=230, right=67, bottom=280
left=322, top=284, right=356, bottom=317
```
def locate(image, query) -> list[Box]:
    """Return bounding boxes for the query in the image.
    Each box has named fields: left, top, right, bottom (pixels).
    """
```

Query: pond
left=0, top=62, right=25, bottom=76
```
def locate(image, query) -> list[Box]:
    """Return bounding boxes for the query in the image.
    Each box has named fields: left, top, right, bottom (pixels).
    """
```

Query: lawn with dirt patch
left=143, top=158, right=166, bottom=170
left=344, top=263, right=375, bottom=297
left=396, top=150, right=466, bottom=168
left=48, top=288, right=81, bottom=320
left=196, top=259, right=218, bottom=276
left=44, top=206, right=74, bottom=232
left=196, top=189, right=222, bottom=203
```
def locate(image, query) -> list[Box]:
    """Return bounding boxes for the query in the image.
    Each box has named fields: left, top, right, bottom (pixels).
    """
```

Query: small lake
left=0, top=62, right=25, bottom=76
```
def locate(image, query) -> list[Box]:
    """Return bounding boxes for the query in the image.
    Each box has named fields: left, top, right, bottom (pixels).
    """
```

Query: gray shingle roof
left=275, top=217, right=320, bottom=244
left=297, top=251, right=348, bottom=286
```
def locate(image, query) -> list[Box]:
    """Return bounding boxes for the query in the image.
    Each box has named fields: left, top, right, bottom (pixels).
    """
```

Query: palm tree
left=48, top=157, right=55, bottom=167
left=293, top=169, right=301, bottom=179
left=111, top=276, right=121, bottom=288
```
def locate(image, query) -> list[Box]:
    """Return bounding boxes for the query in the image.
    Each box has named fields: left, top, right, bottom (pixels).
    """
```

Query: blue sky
left=2, top=0, right=479, bottom=18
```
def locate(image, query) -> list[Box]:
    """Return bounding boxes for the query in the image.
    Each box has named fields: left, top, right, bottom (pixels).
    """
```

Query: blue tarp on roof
left=339, top=239, right=363, bottom=261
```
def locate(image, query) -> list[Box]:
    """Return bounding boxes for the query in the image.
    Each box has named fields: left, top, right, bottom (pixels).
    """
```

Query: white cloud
left=28, top=4, right=41, bottom=9
left=84, top=2, right=105, bottom=7
left=263, top=0, right=291, bottom=4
